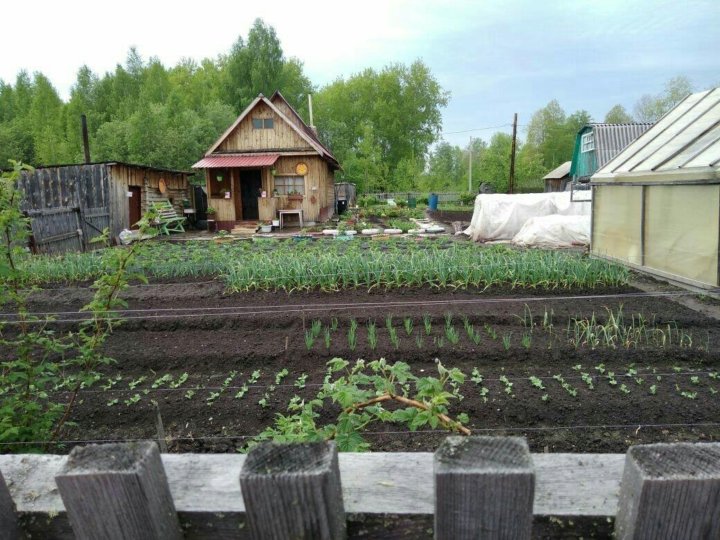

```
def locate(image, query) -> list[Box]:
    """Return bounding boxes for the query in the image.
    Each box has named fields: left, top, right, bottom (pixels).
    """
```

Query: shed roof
left=543, top=161, right=571, bottom=180
left=594, top=88, right=720, bottom=180
left=30, top=161, right=193, bottom=176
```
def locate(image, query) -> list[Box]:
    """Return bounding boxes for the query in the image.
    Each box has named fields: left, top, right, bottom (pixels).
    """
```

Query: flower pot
left=260, top=225, right=272, bottom=233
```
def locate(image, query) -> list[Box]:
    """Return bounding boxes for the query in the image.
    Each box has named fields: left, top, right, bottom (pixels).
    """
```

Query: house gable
left=216, top=100, right=314, bottom=153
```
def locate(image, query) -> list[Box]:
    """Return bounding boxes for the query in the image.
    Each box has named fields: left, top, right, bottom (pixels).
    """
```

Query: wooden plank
left=55, top=442, right=182, bottom=540
left=240, top=441, right=346, bottom=540
left=26, top=206, right=79, bottom=216
left=0, top=452, right=625, bottom=519
left=434, top=436, right=534, bottom=540
left=615, top=442, right=720, bottom=539
left=0, top=470, right=21, bottom=540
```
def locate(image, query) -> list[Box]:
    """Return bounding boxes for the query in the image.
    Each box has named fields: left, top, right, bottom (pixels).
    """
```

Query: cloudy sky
left=2, top=0, right=719, bottom=146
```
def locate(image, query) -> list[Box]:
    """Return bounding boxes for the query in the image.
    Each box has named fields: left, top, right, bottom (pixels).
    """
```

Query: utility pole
left=509, top=113, right=518, bottom=194
left=468, top=136, right=473, bottom=193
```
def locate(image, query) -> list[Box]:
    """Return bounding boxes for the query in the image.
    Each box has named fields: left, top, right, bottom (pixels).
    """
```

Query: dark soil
left=16, top=282, right=720, bottom=455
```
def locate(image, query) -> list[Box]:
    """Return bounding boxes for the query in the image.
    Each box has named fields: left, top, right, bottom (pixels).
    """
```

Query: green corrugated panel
left=569, top=126, right=598, bottom=180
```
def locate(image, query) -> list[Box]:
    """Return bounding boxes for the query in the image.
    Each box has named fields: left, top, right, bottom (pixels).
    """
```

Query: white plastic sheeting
left=512, top=215, right=591, bottom=248
left=463, top=192, right=591, bottom=244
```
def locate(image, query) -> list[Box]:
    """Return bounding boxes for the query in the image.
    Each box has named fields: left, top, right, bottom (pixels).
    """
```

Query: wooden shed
left=543, top=161, right=571, bottom=192
left=591, top=87, right=720, bottom=289
left=19, top=162, right=192, bottom=253
left=193, top=91, right=339, bottom=231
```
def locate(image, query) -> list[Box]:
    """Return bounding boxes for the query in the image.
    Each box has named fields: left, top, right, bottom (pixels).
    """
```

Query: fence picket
left=240, top=441, right=345, bottom=540
left=434, top=436, right=534, bottom=540
left=0, top=471, right=21, bottom=540
left=54, top=441, right=182, bottom=540
left=614, top=442, right=720, bottom=539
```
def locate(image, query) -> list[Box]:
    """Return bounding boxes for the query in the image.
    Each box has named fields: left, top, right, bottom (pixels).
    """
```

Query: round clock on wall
left=295, top=162, right=308, bottom=175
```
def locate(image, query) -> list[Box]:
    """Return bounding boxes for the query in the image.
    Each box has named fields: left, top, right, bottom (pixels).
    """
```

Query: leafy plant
left=403, top=317, right=413, bottom=336
left=249, top=358, right=470, bottom=452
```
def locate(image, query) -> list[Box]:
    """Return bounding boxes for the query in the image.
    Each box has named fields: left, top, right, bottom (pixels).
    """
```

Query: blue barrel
left=428, top=193, right=439, bottom=210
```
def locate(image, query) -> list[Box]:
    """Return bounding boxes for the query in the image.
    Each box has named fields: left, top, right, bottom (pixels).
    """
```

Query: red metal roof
left=192, top=154, right=279, bottom=168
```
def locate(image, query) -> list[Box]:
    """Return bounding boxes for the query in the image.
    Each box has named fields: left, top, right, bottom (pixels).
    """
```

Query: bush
left=396, top=200, right=408, bottom=208
left=459, top=193, right=476, bottom=206
left=358, top=195, right=380, bottom=208
left=417, top=196, right=429, bottom=205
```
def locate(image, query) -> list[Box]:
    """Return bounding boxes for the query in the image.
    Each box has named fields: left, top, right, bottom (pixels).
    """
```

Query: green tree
left=476, top=133, right=512, bottom=193
left=633, top=76, right=693, bottom=122
left=604, top=104, right=634, bottom=123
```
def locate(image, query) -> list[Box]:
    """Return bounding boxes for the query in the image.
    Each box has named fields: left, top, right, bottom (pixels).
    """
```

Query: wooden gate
left=18, top=164, right=112, bottom=254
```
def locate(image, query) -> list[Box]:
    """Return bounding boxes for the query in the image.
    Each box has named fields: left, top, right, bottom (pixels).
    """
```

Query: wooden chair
left=150, top=201, right=186, bottom=234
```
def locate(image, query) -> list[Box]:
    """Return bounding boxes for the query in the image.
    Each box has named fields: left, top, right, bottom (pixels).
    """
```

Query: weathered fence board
left=615, top=442, right=720, bottom=539
left=19, top=164, right=111, bottom=254
left=0, top=451, right=625, bottom=533
left=434, top=436, right=534, bottom=540
left=0, top=470, right=21, bottom=540
left=240, top=442, right=345, bottom=540
left=7, top=441, right=718, bottom=539
left=55, top=442, right=182, bottom=540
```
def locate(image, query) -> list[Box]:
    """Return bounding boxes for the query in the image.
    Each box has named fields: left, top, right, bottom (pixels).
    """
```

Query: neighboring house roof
left=28, top=161, right=192, bottom=175
left=590, top=123, right=655, bottom=169
left=570, top=123, right=653, bottom=178
left=203, top=93, right=339, bottom=167
left=192, top=153, right=279, bottom=169
left=594, top=87, right=720, bottom=180
left=543, top=161, right=571, bottom=180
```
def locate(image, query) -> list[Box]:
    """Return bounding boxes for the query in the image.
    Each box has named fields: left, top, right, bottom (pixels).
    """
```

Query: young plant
left=348, top=319, right=358, bottom=351
left=445, top=325, right=460, bottom=345
left=388, top=326, right=400, bottom=350
left=529, top=376, right=545, bottom=391
left=501, top=332, right=512, bottom=351
left=367, top=321, right=378, bottom=350
left=324, top=328, right=331, bottom=349
left=249, top=358, right=471, bottom=452
left=423, top=313, right=432, bottom=335
left=403, top=317, right=413, bottom=336
left=304, top=330, right=316, bottom=350
left=275, top=368, right=289, bottom=385
left=499, top=375, right=514, bottom=397
left=294, top=373, right=308, bottom=389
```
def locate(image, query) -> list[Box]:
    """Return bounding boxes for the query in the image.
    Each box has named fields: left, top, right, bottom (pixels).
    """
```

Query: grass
left=18, top=238, right=628, bottom=292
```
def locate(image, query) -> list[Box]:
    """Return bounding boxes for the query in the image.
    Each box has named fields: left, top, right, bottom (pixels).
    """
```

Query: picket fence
left=1, top=436, right=719, bottom=539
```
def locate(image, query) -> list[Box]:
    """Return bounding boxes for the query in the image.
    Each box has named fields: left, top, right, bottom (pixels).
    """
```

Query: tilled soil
left=18, top=281, right=720, bottom=454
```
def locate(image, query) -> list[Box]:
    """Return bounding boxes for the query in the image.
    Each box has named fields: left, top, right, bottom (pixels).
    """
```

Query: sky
left=2, top=0, right=719, bottom=147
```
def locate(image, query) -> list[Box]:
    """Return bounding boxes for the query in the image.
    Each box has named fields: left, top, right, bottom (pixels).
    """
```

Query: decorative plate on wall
left=295, top=162, right=308, bottom=175
left=158, top=179, right=167, bottom=194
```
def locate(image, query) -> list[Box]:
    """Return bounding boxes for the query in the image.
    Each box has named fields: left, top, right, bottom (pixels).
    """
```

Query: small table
left=279, top=209, right=304, bottom=230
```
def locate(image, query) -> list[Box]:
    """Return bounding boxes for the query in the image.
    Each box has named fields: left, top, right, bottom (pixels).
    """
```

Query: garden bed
left=21, top=279, right=720, bottom=455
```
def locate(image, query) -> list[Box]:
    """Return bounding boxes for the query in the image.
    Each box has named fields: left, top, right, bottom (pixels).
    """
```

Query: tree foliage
left=633, top=76, right=693, bottom=123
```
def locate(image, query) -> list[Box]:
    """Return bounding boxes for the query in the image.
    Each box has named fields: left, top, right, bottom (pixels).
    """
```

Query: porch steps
left=231, top=222, right=259, bottom=236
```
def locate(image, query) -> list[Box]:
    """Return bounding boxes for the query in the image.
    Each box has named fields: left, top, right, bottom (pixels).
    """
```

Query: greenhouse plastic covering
left=512, top=215, right=590, bottom=248
left=463, top=192, right=591, bottom=244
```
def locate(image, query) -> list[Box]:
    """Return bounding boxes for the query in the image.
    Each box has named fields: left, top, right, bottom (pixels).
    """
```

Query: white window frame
left=273, top=175, right=305, bottom=196
left=580, top=132, right=595, bottom=153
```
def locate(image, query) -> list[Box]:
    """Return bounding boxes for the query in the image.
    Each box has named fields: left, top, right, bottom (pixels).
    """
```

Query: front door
left=240, top=169, right=262, bottom=220
left=128, top=186, right=142, bottom=229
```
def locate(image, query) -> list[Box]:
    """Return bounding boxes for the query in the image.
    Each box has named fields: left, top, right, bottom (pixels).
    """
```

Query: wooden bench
left=150, top=201, right=185, bottom=234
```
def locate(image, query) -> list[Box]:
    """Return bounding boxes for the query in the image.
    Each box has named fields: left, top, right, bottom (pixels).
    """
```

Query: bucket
left=428, top=193, right=439, bottom=210
left=407, top=196, right=416, bottom=209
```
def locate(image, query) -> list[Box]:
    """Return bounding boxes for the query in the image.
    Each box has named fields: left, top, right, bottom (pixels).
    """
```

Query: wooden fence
left=1, top=437, right=719, bottom=539
left=18, top=165, right=111, bottom=254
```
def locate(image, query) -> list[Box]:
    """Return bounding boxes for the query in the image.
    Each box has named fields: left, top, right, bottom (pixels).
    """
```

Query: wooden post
left=615, top=442, right=720, bottom=539
left=508, top=113, right=518, bottom=194
left=0, top=470, right=21, bottom=540
left=434, top=436, right=534, bottom=540
left=80, top=114, right=91, bottom=164
left=240, top=441, right=345, bottom=540
left=55, top=442, right=182, bottom=540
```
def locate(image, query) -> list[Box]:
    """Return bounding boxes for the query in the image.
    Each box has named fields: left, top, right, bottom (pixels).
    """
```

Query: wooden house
left=192, top=91, right=339, bottom=231
left=19, top=162, right=192, bottom=253
left=570, top=123, right=653, bottom=182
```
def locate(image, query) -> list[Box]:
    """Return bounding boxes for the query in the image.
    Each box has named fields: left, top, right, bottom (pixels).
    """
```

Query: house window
left=252, top=117, right=274, bottom=129
left=581, top=132, right=595, bottom=153
left=274, top=176, right=305, bottom=196
left=209, top=168, right=230, bottom=197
